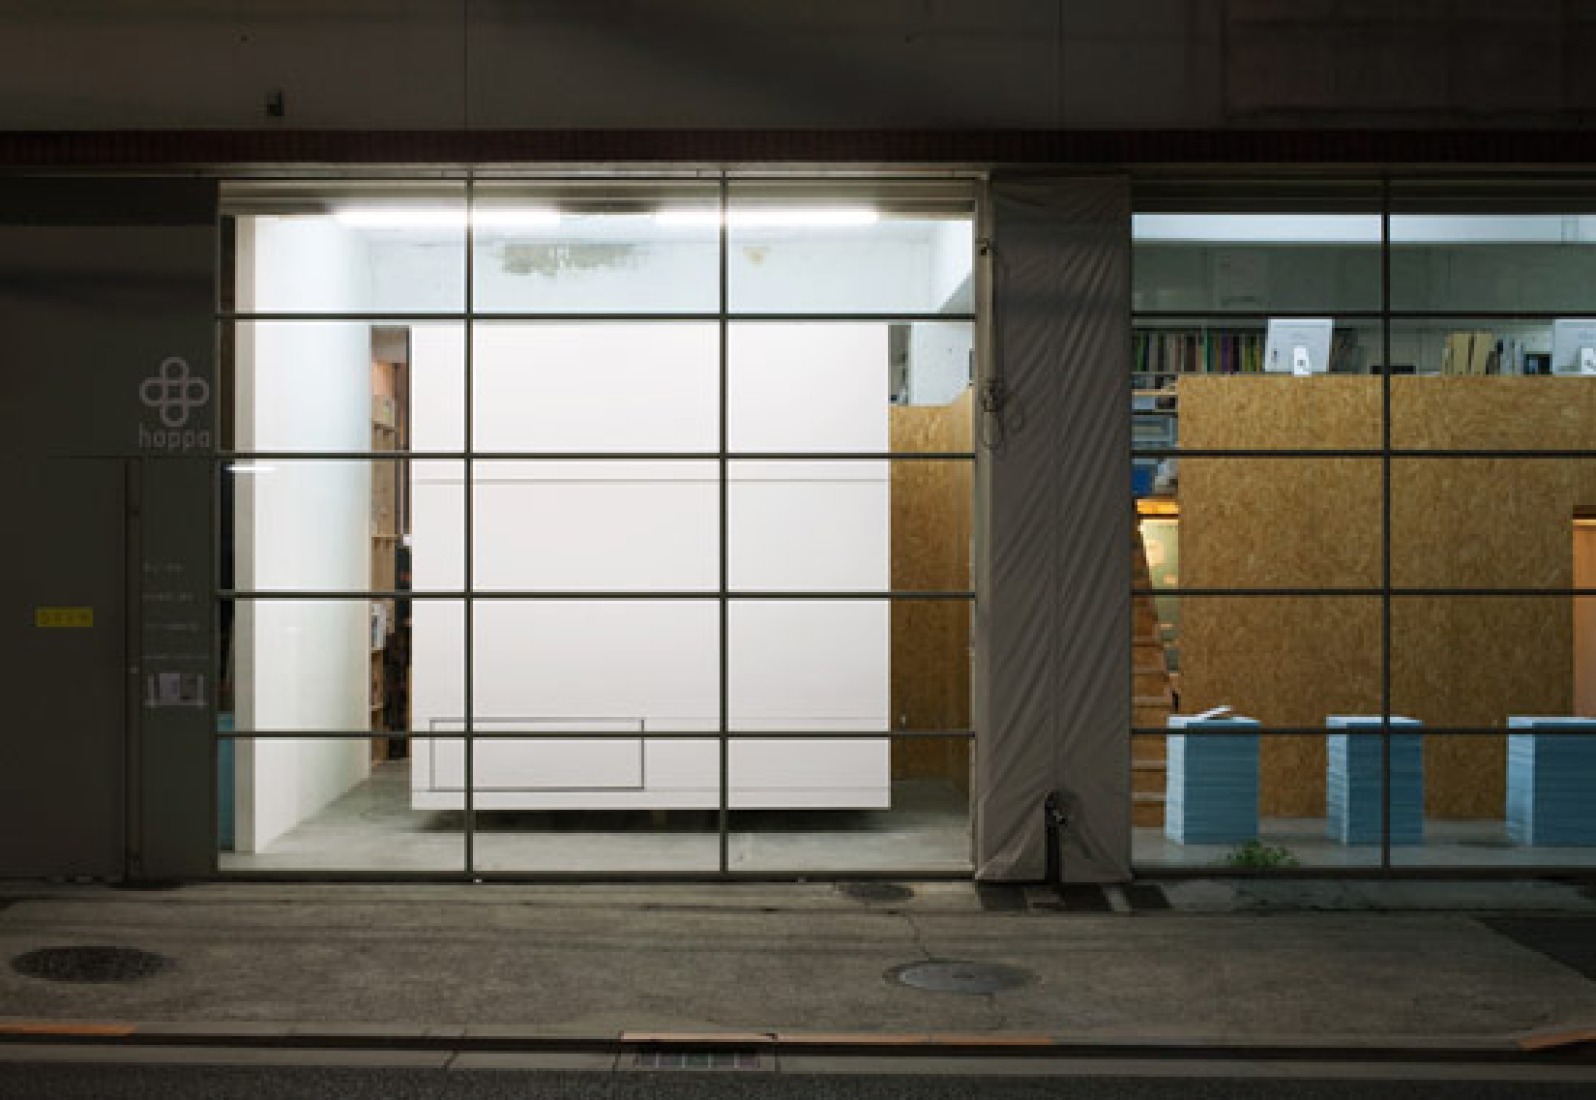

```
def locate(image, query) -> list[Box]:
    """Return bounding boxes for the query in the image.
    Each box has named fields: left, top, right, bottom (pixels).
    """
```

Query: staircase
left=1132, top=524, right=1176, bottom=828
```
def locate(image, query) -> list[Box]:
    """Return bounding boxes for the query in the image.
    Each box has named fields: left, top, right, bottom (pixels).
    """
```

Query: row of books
left=1439, top=331, right=1550, bottom=376
left=1134, top=331, right=1263, bottom=377
left=1133, top=329, right=1358, bottom=377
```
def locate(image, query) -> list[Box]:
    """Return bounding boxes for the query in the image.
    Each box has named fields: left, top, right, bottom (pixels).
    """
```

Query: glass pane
left=730, top=459, right=971, bottom=593
left=1134, top=321, right=1384, bottom=452
left=1144, top=458, right=1381, bottom=590
left=1393, top=729, right=1596, bottom=869
left=730, top=461, right=886, bottom=592
left=730, top=600, right=888, bottom=733
left=730, top=323, right=887, bottom=453
left=1390, top=595, right=1596, bottom=866
left=1387, top=321, right=1596, bottom=450
left=1132, top=729, right=1381, bottom=871
left=727, top=184, right=973, bottom=316
left=472, top=322, right=718, bottom=453
left=224, top=599, right=459, bottom=735
left=1133, top=318, right=1379, bottom=386
left=1132, top=213, right=1381, bottom=314
left=730, top=323, right=974, bottom=454
left=1392, top=596, right=1578, bottom=732
left=733, top=735, right=972, bottom=873
left=472, top=182, right=720, bottom=315
left=725, top=596, right=971, bottom=870
left=1393, top=458, right=1596, bottom=590
left=1391, top=214, right=1596, bottom=314
left=231, top=322, right=463, bottom=454
left=1158, top=595, right=1381, bottom=727
left=468, top=599, right=718, bottom=735
left=408, top=460, right=466, bottom=592
left=1382, top=317, right=1547, bottom=382
left=226, top=459, right=458, bottom=594
left=470, top=790, right=721, bottom=874
left=474, top=460, right=718, bottom=592
left=456, top=600, right=721, bottom=872
left=218, top=736, right=465, bottom=873
left=227, top=182, right=467, bottom=315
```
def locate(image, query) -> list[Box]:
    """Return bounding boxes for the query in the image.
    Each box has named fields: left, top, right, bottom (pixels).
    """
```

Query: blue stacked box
left=1165, top=715, right=1259, bottom=844
left=1507, top=718, right=1596, bottom=846
left=1325, top=716, right=1424, bottom=845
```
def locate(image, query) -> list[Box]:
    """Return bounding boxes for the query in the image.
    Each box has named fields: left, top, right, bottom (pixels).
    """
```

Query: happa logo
left=138, top=357, right=212, bottom=451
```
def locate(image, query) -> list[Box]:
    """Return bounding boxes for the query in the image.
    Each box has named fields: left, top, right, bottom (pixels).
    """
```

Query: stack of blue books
left=1325, top=716, right=1424, bottom=845
left=1165, top=714, right=1260, bottom=844
left=1507, top=718, right=1596, bottom=846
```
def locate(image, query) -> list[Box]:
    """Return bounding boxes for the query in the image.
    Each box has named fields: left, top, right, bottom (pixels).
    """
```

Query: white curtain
left=974, top=176, right=1132, bottom=882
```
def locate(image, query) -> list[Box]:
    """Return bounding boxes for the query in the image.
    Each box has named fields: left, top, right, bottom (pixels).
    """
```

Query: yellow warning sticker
left=34, top=606, right=94, bottom=629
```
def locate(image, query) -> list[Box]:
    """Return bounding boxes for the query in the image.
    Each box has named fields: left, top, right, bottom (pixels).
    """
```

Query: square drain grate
left=633, top=1050, right=764, bottom=1071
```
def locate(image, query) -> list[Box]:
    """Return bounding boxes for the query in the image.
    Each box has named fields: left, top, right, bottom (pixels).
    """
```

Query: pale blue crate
left=1165, top=716, right=1260, bottom=844
left=1325, top=716, right=1424, bottom=845
left=1507, top=718, right=1596, bottom=846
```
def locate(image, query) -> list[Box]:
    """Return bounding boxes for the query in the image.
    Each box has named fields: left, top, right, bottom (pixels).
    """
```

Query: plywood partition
left=1576, top=524, right=1596, bottom=719
left=1178, top=375, right=1596, bottom=819
left=889, top=387, right=973, bottom=790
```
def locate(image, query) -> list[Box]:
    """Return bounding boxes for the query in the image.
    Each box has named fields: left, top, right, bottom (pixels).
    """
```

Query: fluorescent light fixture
left=334, top=208, right=560, bottom=229
left=1133, top=214, right=1382, bottom=243
left=1135, top=213, right=1596, bottom=245
left=475, top=209, right=563, bottom=228
left=335, top=208, right=467, bottom=229
left=225, top=463, right=276, bottom=475
left=654, top=208, right=880, bottom=228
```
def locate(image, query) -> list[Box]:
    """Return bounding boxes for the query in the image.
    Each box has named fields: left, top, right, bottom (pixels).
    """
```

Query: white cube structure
left=408, top=323, right=891, bottom=810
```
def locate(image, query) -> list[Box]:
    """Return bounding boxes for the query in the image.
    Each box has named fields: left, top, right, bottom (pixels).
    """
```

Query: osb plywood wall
left=1577, top=527, right=1596, bottom=717
left=889, top=387, right=973, bottom=792
left=1179, top=376, right=1596, bottom=818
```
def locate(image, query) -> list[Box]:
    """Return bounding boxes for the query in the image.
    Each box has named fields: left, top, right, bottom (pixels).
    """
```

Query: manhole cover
left=12, top=946, right=169, bottom=984
left=839, top=882, right=915, bottom=903
left=889, top=960, right=1032, bottom=994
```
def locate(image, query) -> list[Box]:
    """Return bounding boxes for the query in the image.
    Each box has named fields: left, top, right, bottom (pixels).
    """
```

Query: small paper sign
left=35, top=607, right=94, bottom=629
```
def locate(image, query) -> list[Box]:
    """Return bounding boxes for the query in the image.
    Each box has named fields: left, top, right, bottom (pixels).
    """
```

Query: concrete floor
left=1135, top=818, right=1596, bottom=870
left=221, top=764, right=1596, bottom=876
left=221, top=763, right=973, bottom=875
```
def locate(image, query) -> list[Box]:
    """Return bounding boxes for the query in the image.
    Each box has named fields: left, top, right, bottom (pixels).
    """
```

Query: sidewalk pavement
left=0, top=878, right=1594, bottom=1055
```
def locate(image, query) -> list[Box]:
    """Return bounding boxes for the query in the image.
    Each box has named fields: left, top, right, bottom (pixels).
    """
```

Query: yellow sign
left=35, top=607, right=94, bottom=629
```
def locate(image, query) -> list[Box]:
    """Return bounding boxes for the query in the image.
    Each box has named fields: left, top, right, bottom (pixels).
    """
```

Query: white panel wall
left=907, top=325, right=974, bottom=406
left=409, top=322, right=891, bottom=809
left=234, top=216, right=374, bottom=852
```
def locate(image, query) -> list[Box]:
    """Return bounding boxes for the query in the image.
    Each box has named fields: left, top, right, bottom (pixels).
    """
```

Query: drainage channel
left=1, top=1026, right=1593, bottom=1066
left=0, top=1028, right=1589, bottom=1066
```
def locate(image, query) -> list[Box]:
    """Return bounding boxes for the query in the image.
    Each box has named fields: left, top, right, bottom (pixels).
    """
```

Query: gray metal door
left=0, top=465, right=126, bottom=876
left=0, top=178, right=216, bottom=880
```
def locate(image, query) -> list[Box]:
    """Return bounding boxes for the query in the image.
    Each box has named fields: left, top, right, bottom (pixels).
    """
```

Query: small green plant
left=1219, top=840, right=1301, bottom=869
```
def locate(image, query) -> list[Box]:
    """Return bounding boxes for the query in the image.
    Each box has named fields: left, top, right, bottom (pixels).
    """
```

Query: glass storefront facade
left=15, top=165, right=1593, bottom=882
left=215, top=176, right=978, bottom=877
left=1133, top=177, right=1596, bottom=872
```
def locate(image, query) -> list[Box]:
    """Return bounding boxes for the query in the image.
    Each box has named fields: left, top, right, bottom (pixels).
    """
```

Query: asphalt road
left=3, top=1055, right=1596, bottom=1100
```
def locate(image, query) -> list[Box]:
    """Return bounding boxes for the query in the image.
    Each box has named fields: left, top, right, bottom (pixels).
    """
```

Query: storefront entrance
left=217, top=177, right=979, bottom=876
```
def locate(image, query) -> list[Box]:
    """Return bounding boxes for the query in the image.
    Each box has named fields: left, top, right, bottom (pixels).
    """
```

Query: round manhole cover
left=12, top=946, right=169, bottom=984
left=839, top=882, right=915, bottom=904
left=888, top=960, right=1032, bottom=994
